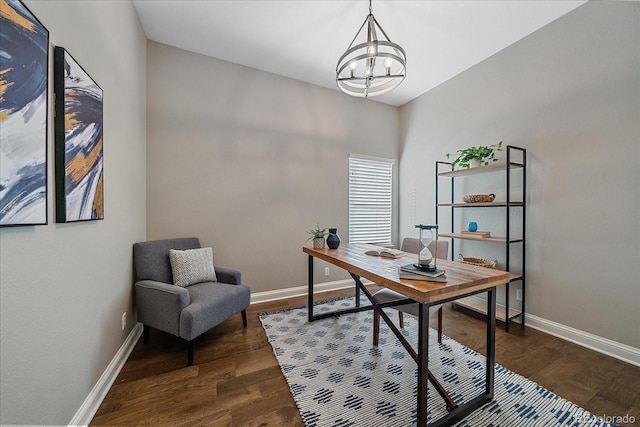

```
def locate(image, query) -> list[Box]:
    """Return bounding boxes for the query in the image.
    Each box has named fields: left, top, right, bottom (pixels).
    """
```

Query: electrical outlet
left=324, top=267, right=330, bottom=276
left=516, top=289, right=522, bottom=301
left=121, top=312, right=127, bottom=331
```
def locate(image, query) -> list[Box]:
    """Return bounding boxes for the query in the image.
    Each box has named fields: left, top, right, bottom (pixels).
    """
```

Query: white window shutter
left=349, top=155, right=393, bottom=245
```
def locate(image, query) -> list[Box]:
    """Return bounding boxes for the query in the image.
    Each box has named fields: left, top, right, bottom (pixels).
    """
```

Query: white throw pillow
left=169, top=247, right=217, bottom=287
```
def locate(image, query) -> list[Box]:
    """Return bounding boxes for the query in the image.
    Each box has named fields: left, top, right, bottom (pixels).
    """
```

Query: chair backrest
left=400, top=237, right=421, bottom=254
left=400, top=237, right=449, bottom=260
left=133, top=237, right=201, bottom=283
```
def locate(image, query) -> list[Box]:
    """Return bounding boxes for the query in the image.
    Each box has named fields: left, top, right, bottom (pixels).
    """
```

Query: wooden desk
left=304, top=243, right=511, bottom=427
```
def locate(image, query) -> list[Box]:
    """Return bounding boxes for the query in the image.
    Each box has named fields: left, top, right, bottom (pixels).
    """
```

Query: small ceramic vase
left=326, top=228, right=341, bottom=249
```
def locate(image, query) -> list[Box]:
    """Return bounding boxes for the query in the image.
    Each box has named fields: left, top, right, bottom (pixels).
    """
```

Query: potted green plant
left=446, top=141, right=503, bottom=169
left=307, top=223, right=328, bottom=249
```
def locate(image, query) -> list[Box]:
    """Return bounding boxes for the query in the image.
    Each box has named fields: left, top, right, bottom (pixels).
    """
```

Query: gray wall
left=399, top=1, right=640, bottom=348
left=146, top=41, right=399, bottom=293
left=1, top=2, right=637, bottom=424
left=0, top=1, right=146, bottom=424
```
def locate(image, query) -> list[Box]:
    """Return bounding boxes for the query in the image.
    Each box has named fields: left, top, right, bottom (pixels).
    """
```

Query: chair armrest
left=135, top=280, right=190, bottom=337
left=214, top=267, right=242, bottom=285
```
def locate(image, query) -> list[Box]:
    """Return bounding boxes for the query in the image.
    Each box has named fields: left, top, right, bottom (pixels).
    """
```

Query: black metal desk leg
left=308, top=255, right=314, bottom=322
left=486, top=287, right=496, bottom=397
left=417, top=303, right=429, bottom=426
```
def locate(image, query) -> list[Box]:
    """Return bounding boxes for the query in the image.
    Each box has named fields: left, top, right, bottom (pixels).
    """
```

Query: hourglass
left=414, top=224, right=439, bottom=271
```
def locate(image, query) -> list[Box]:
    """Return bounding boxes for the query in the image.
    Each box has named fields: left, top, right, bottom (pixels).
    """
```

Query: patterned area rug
left=259, top=297, right=616, bottom=426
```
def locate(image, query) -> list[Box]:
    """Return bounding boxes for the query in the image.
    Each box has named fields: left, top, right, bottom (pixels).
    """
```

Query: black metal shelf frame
left=435, top=145, right=527, bottom=331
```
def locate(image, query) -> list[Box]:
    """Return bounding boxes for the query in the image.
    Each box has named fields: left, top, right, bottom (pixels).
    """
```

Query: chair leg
left=437, top=307, right=443, bottom=344
left=373, top=309, right=380, bottom=346
left=375, top=308, right=434, bottom=345
left=143, top=324, right=150, bottom=344
left=187, top=340, right=194, bottom=366
left=241, top=309, right=247, bottom=328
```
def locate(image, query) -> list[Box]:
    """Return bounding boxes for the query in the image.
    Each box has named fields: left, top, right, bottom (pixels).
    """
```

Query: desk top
left=304, top=243, right=510, bottom=304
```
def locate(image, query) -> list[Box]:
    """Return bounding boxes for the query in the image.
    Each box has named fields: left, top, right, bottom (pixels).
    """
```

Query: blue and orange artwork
left=54, top=47, right=103, bottom=222
left=0, top=0, right=49, bottom=226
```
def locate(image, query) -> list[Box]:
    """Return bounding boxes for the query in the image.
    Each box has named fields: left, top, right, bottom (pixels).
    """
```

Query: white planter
left=469, top=159, right=482, bottom=168
left=313, top=238, right=325, bottom=249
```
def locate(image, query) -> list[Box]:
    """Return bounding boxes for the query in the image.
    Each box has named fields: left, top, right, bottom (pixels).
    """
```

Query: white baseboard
left=525, top=313, right=640, bottom=367
left=454, top=295, right=639, bottom=367
left=69, top=323, right=143, bottom=426
left=250, top=279, right=357, bottom=304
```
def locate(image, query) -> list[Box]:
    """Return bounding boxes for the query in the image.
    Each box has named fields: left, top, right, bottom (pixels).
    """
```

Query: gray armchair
left=133, top=237, right=251, bottom=365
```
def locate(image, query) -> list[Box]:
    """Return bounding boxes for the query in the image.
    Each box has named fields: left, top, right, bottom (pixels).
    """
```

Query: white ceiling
left=132, top=0, right=586, bottom=107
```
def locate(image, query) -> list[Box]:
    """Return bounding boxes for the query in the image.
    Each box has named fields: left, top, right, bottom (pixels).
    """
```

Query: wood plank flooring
left=91, top=288, right=640, bottom=426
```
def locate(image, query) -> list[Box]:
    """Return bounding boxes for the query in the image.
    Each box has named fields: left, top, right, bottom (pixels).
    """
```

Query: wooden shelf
left=438, top=162, right=524, bottom=178
left=437, top=202, right=524, bottom=208
left=439, top=233, right=523, bottom=244
left=452, top=295, right=522, bottom=322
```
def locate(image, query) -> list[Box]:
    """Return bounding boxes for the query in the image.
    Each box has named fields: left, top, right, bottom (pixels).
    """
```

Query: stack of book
left=399, top=264, right=447, bottom=282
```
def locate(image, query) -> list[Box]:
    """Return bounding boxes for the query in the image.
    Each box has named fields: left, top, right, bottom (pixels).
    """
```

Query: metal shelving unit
left=436, top=145, right=526, bottom=331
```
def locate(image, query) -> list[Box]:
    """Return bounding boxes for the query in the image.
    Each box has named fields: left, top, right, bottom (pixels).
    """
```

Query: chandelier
left=336, top=0, right=406, bottom=98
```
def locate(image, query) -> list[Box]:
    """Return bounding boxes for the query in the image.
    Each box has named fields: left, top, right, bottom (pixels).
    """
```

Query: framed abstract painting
left=54, top=46, right=104, bottom=222
left=0, top=0, right=49, bottom=226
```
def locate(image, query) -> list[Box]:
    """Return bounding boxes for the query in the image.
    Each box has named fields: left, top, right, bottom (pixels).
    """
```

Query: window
left=348, top=154, right=394, bottom=244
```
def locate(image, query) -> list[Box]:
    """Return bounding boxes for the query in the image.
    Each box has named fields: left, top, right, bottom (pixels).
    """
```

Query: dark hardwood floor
left=91, top=288, right=640, bottom=426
